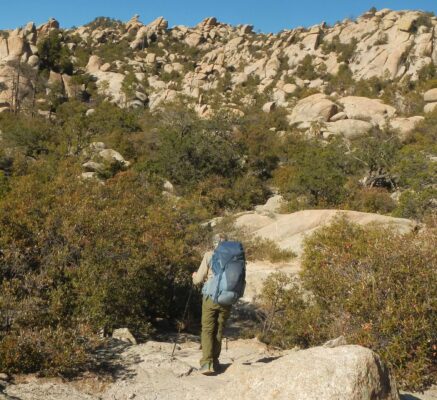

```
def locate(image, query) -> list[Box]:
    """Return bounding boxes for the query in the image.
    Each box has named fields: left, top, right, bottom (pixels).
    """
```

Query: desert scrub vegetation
left=0, top=161, right=209, bottom=376
left=321, top=36, right=358, bottom=63
left=257, top=217, right=437, bottom=391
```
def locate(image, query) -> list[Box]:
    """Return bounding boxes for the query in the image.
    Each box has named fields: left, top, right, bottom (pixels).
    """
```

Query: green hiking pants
left=200, top=296, right=231, bottom=367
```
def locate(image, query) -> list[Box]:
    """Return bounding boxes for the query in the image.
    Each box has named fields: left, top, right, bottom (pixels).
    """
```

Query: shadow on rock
left=89, top=339, right=141, bottom=381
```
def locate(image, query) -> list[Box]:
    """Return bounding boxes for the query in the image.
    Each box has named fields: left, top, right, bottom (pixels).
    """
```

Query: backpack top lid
left=215, top=241, right=244, bottom=254
left=211, top=241, right=245, bottom=275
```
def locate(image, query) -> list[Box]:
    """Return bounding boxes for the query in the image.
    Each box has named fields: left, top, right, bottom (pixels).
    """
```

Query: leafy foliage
left=0, top=161, right=208, bottom=375
left=37, top=30, right=73, bottom=74
left=257, top=218, right=437, bottom=391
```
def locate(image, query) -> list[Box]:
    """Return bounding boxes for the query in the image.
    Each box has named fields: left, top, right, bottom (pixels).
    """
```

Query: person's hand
left=192, top=272, right=196, bottom=278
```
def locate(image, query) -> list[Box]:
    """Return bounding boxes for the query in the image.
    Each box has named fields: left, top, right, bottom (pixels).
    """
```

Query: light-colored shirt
left=192, top=251, right=213, bottom=285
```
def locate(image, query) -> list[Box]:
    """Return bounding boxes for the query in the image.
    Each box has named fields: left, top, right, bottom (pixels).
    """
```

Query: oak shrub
left=258, top=218, right=436, bottom=391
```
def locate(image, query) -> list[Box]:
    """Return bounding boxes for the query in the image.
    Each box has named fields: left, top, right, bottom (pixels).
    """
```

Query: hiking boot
left=199, top=363, right=214, bottom=375
left=213, top=360, right=221, bottom=372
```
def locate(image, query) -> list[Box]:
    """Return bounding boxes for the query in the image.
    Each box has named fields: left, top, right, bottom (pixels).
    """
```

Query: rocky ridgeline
left=1, top=10, right=437, bottom=138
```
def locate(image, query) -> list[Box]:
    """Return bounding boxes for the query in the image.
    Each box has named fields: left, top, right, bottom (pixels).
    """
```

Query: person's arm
left=192, top=252, right=211, bottom=285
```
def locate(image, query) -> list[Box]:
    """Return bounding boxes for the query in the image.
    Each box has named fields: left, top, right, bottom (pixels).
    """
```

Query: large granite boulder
left=221, top=345, right=399, bottom=400
left=288, top=93, right=338, bottom=125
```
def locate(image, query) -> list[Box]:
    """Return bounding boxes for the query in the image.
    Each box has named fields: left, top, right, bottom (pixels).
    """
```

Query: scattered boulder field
left=1, top=9, right=437, bottom=141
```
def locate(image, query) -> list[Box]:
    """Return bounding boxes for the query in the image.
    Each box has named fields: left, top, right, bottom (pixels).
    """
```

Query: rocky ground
left=1, top=326, right=435, bottom=400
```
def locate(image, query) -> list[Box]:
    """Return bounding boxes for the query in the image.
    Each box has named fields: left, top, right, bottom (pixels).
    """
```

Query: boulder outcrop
left=288, top=93, right=337, bottom=125
left=236, top=209, right=416, bottom=255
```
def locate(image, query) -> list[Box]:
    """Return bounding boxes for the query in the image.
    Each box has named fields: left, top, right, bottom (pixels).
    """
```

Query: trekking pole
left=171, top=284, right=194, bottom=357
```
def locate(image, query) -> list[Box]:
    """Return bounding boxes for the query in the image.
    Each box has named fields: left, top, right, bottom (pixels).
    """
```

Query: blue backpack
left=202, top=241, right=246, bottom=306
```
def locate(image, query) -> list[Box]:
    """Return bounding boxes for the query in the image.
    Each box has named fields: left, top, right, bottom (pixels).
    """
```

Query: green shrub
left=0, top=162, right=209, bottom=375
left=0, top=113, right=55, bottom=157
left=274, top=138, right=357, bottom=207
left=257, top=218, right=437, bottom=390
left=322, top=36, right=357, bottom=63
left=296, top=55, right=318, bottom=80
left=85, top=17, right=123, bottom=30
left=37, top=30, right=73, bottom=74
left=345, top=187, right=396, bottom=214
left=0, top=326, right=97, bottom=377
left=393, top=188, right=437, bottom=220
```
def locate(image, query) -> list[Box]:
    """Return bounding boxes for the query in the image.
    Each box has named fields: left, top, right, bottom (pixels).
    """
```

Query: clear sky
left=1, top=0, right=437, bottom=33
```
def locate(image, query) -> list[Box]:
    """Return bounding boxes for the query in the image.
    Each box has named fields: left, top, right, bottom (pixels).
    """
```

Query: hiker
left=192, top=234, right=246, bottom=375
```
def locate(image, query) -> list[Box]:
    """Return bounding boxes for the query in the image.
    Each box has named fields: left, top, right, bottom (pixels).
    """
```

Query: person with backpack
left=192, top=234, right=246, bottom=375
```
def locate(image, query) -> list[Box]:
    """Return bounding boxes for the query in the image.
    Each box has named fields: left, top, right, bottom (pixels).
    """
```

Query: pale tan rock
left=147, top=16, right=168, bottom=31
left=282, top=83, right=297, bottom=94
left=27, top=54, right=39, bottom=67
left=0, top=38, right=9, bottom=59
left=389, top=116, right=424, bottom=139
left=37, top=18, right=59, bottom=35
left=185, top=32, right=203, bottom=47
left=145, top=53, right=156, bottom=64
left=100, top=62, right=111, bottom=72
left=424, top=88, right=437, bottom=102
left=254, top=195, right=285, bottom=213
left=62, top=74, right=75, bottom=98
left=338, top=96, right=396, bottom=127
left=288, top=93, right=337, bottom=125
left=7, top=34, right=26, bottom=57
left=330, top=111, right=348, bottom=122
left=86, top=55, right=103, bottom=73
left=236, top=209, right=416, bottom=255
left=222, top=345, right=399, bottom=400
left=112, top=328, right=137, bottom=345
left=397, top=14, right=418, bottom=32
left=262, top=101, right=276, bottom=113
left=197, top=17, right=217, bottom=29
left=424, top=102, right=437, bottom=113
left=324, top=119, right=373, bottom=139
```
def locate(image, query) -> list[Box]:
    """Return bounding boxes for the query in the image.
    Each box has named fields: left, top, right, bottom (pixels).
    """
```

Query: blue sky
left=1, top=0, right=437, bottom=33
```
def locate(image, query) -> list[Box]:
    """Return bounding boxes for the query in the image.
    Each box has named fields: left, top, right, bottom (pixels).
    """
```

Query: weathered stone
left=424, top=102, right=437, bottom=113
left=389, top=116, right=424, bottom=140
left=262, top=101, right=276, bottom=113
left=330, top=111, right=348, bottom=122
left=86, top=55, right=103, bottom=73
left=324, top=119, right=373, bottom=139
left=424, top=88, right=437, bottom=102
left=27, top=54, right=39, bottom=67
left=7, top=35, right=26, bottom=57
left=254, top=195, right=285, bottom=213
left=288, top=93, right=337, bottom=125
left=112, top=328, right=137, bottom=345
left=82, top=161, right=104, bottom=172
left=99, top=149, right=130, bottom=167
left=185, top=32, right=203, bottom=47
left=338, top=96, right=396, bottom=127
left=163, top=180, right=174, bottom=193
left=0, top=38, right=9, bottom=59
left=147, top=16, right=168, bottom=31
left=236, top=209, right=416, bottom=255
left=397, top=14, right=418, bottom=32
left=100, top=63, right=111, bottom=72
left=145, top=53, right=156, bottom=64
left=282, top=83, right=297, bottom=94
left=221, top=345, right=399, bottom=400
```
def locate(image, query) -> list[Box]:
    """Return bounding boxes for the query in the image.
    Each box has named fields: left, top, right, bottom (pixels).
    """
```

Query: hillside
left=0, top=7, right=436, bottom=400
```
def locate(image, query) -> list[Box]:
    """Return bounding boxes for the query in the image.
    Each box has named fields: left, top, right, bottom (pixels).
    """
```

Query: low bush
left=257, top=218, right=437, bottom=390
left=0, top=326, right=98, bottom=377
